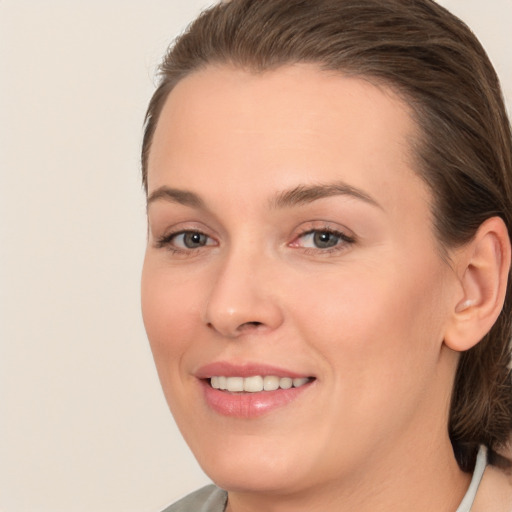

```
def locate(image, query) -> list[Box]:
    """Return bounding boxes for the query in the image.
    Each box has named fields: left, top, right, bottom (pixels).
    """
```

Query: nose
left=203, top=248, right=284, bottom=338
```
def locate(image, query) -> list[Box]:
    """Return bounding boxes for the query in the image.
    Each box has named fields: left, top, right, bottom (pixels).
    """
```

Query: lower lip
left=200, top=380, right=313, bottom=418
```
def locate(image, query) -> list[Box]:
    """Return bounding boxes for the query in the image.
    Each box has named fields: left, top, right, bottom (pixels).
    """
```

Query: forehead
left=147, top=64, right=429, bottom=216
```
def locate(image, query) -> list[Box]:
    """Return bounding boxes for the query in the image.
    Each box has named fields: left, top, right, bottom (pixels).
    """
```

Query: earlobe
left=444, top=217, right=511, bottom=352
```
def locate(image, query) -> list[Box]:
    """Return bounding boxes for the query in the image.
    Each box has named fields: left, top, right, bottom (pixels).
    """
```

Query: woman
left=140, top=0, right=512, bottom=510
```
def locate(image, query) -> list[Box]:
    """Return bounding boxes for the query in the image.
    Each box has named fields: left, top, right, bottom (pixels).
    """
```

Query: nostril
left=240, top=321, right=263, bottom=330
left=206, top=320, right=264, bottom=337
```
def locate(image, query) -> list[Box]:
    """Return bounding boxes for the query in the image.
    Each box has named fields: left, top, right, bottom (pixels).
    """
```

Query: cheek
left=141, top=257, right=200, bottom=372
left=285, top=259, right=451, bottom=453
left=291, top=257, right=449, bottom=387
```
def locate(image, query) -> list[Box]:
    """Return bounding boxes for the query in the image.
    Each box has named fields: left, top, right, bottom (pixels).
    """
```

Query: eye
left=174, top=231, right=210, bottom=249
left=302, top=231, right=340, bottom=249
left=291, top=228, right=355, bottom=252
left=156, top=230, right=216, bottom=252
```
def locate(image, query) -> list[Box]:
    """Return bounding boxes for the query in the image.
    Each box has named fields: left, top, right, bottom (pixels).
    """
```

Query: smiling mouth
left=209, top=375, right=314, bottom=393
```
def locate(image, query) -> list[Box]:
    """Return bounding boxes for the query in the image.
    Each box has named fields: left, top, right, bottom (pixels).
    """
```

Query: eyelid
left=162, top=231, right=216, bottom=249
left=290, top=220, right=355, bottom=241
left=157, top=230, right=211, bottom=245
left=153, top=223, right=219, bottom=254
left=151, top=220, right=356, bottom=256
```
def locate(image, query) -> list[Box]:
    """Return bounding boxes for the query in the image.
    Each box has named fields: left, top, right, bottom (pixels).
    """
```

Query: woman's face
left=142, top=65, right=460, bottom=494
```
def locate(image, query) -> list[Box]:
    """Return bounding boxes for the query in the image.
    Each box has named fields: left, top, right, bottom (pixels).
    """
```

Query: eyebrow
left=146, top=181, right=382, bottom=211
left=270, top=181, right=382, bottom=210
left=147, top=186, right=205, bottom=210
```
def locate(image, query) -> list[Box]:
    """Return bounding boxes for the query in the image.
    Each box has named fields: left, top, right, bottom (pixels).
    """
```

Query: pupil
left=184, top=232, right=205, bottom=248
left=314, top=231, right=338, bottom=248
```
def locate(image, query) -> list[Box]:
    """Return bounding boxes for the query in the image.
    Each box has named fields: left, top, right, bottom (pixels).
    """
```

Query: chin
left=202, top=457, right=308, bottom=494
left=185, top=430, right=315, bottom=493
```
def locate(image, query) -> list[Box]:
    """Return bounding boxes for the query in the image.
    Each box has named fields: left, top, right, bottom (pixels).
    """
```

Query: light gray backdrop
left=1, top=1, right=511, bottom=511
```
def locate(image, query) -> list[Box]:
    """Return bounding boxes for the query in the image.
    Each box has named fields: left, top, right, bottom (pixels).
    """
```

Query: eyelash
left=155, top=227, right=356, bottom=256
left=291, top=227, right=356, bottom=254
left=155, top=230, right=215, bottom=255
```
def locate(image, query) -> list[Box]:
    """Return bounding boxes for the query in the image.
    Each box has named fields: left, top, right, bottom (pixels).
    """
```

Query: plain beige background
left=0, top=1, right=511, bottom=511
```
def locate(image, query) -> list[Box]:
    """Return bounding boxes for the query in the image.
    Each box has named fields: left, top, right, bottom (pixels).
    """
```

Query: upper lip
left=195, top=361, right=313, bottom=379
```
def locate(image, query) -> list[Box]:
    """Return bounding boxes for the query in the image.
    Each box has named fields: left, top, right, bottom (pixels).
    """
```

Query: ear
left=444, top=217, right=511, bottom=352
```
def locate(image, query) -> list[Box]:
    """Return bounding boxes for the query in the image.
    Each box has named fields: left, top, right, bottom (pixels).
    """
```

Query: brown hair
left=141, top=0, right=512, bottom=471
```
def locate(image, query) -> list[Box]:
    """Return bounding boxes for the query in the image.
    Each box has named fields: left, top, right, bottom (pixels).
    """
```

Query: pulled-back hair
left=141, top=0, right=512, bottom=471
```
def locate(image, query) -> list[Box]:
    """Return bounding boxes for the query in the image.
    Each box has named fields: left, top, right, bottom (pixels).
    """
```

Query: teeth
left=210, top=375, right=311, bottom=392
left=227, top=376, right=244, bottom=392
left=280, top=377, right=293, bottom=389
left=263, top=375, right=279, bottom=391
left=244, top=375, right=263, bottom=392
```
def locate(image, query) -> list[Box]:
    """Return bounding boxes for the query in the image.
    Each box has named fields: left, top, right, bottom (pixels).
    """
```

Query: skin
left=141, top=64, right=474, bottom=512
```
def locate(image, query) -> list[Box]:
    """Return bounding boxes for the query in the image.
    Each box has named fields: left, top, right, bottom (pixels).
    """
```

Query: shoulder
left=161, top=485, right=228, bottom=512
left=473, top=464, right=512, bottom=512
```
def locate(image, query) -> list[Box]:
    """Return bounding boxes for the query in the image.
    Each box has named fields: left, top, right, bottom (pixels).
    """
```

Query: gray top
left=162, top=485, right=227, bottom=512
left=163, top=446, right=487, bottom=512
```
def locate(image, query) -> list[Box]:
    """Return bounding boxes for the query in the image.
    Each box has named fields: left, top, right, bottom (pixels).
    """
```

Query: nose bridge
left=203, top=239, right=283, bottom=337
